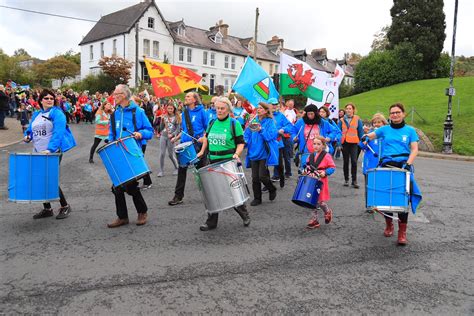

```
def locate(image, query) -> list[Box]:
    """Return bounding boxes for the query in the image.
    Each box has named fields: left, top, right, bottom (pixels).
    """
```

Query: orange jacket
left=341, top=115, right=360, bottom=144
left=95, top=111, right=110, bottom=136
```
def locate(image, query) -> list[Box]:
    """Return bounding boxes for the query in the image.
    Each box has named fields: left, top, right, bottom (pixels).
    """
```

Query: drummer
left=107, top=84, right=154, bottom=228
left=24, top=89, right=77, bottom=219
left=196, top=97, right=250, bottom=231
left=364, top=103, right=419, bottom=245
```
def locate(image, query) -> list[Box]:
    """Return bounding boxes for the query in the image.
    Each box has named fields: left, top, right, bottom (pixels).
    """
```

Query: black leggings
left=342, top=142, right=360, bottom=183
left=43, top=154, right=67, bottom=209
left=89, top=137, right=103, bottom=160
left=141, top=145, right=152, bottom=186
left=250, top=159, right=275, bottom=200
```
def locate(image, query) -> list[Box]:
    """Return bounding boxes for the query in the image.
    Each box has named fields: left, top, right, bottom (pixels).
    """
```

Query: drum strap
left=111, top=107, right=137, bottom=140
left=308, top=151, right=327, bottom=169
left=184, top=108, right=195, bottom=141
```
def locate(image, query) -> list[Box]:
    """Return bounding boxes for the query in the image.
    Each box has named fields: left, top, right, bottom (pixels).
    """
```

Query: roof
left=79, top=1, right=173, bottom=45
left=168, top=23, right=280, bottom=63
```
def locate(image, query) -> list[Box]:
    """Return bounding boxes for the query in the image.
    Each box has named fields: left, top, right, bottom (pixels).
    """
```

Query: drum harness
left=295, top=124, right=315, bottom=167
left=109, top=108, right=142, bottom=158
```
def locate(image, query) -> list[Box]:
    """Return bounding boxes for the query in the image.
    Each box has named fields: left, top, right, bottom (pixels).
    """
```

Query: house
left=78, top=0, right=354, bottom=92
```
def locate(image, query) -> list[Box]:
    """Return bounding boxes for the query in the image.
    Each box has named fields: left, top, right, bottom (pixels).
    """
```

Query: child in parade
left=18, top=103, right=29, bottom=133
left=304, top=136, right=336, bottom=229
left=359, top=113, right=388, bottom=213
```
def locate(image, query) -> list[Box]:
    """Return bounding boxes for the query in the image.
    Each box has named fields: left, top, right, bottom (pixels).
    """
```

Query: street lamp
left=443, top=0, right=459, bottom=154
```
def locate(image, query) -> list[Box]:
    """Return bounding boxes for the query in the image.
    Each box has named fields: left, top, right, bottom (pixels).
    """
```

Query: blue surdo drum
left=97, top=136, right=150, bottom=188
left=175, top=141, right=199, bottom=167
left=292, top=175, right=323, bottom=209
left=8, top=153, right=60, bottom=203
left=366, top=168, right=410, bottom=213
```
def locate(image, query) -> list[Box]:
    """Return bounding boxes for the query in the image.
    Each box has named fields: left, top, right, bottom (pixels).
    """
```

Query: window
left=203, top=51, right=208, bottom=65
left=258, top=61, right=262, bottom=66
left=89, top=45, right=93, bottom=60
left=210, top=52, right=215, bottom=66
left=187, top=48, right=192, bottom=62
left=224, top=55, right=229, bottom=69
left=148, top=17, right=154, bottom=29
left=178, top=47, right=184, bottom=61
left=152, top=41, right=159, bottom=58
left=177, top=27, right=185, bottom=36
left=143, top=39, right=150, bottom=56
left=231, top=56, right=236, bottom=69
left=100, top=42, right=104, bottom=58
left=215, top=34, right=222, bottom=44
left=224, top=78, right=230, bottom=92
left=275, top=64, right=279, bottom=73
left=113, top=39, right=117, bottom=56
left=269, top=63, right=273, bottom=75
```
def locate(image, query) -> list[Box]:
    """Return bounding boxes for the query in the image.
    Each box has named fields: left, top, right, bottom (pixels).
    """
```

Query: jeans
left=112, top=181, right=147, bottom=219
left=251, top=159, right=275, bottom=201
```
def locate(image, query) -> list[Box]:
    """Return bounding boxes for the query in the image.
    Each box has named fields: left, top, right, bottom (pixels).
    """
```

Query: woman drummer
left=364, top=103, right=419, bottom=245
left=24, top=89, right=76, bottom=219
left=243, top=102, right=279, bottom=206
left=197, top=97, right=250, bottom=231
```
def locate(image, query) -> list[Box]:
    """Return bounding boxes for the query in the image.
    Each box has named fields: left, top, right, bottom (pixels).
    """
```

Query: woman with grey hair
left=196, top=96, right=250, bottom=230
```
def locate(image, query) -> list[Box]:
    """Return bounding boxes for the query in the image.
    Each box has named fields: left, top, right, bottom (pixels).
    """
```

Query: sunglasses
left=42, top=97, right=54, bottom=100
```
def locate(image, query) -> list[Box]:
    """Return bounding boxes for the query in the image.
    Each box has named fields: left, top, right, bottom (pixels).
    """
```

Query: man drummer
left=197, top=97, right=250, bottom=231
left=107, top=84, right=154, bottom=228
left=168, top=92, right=209, bottom=206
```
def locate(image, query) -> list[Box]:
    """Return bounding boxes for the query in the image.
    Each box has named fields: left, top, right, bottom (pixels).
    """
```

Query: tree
left=344, top=52, right=363, bottom=66
left=387, top=0, right=446, bottom=78
left=13, top=48, right=30, bottom=59
left=98, top=56, right=133, bottom=85
left=60, top=49, right=81, bottom=66
left=34, top=56, right=80, bottom=86
left=371, top=26, right=390, bottom=52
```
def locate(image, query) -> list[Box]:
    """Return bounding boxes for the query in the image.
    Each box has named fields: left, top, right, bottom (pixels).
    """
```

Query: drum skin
left=98, top=136, right=150, bottom=187
left=8, top=153, right=60, bottom=203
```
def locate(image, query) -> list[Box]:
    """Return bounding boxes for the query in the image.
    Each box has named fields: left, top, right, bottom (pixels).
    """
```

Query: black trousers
left=272, top=147, right=286, bottom=183
left=342, top=142, right=360, bottom=183
left=250, top=159, right=275, bottom=201
left=205, top=204, right=249, bottom=227
left=89, top=137, right=103, bottom=160
left=174, top=155, right=208, bottom=199
left=141, top=145, right=152, bottom=186
left=44, top=154, right=67, bottom=209
left=112, top=181, right=147, bottom=219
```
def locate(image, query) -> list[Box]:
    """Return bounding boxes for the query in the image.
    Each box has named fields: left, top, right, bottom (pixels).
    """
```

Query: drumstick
left=366, top=144, right=379, bottom=157
left=181, top=130, right=200, bottom=142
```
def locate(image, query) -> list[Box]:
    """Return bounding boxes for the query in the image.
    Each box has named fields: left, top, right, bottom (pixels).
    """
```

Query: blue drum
left=97, top=136, right=150, bottom=187
left=175, top=141, right=199, bottom=167
left=367, top=168, right=410, bottom=213
left=8, top=153, right=60, bottom=203
left=291, top=175, right=323, bottom=209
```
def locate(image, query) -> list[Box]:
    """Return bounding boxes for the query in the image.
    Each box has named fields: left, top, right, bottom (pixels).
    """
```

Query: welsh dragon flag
left=280, top=53, right=345, bottom=119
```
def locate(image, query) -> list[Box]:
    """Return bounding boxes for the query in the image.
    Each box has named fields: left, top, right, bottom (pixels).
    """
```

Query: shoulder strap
left=111, top=110, right=116, bottom=140
left=231, top=118, right=236, bottom=140
left=207, top=118, right=216, bottom=134
left=184, top=108, right=194, bottom=139
left=310, top=151, right=327, bottom=169
left=300, top=124, right=315, bottom=153
left=132, top=108, right=137, bottom=132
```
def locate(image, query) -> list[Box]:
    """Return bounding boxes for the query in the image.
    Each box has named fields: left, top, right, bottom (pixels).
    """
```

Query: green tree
left=60, top=49, right=81, bottom=66
left=371, top=25, right=390, bottom=52
left=387, top=0, right=446, bottom=78
left=34, top=56, right=80, bottom=86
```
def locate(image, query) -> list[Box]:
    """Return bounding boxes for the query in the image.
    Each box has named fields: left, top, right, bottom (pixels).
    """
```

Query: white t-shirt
left=31, top=111, right=53, bottom=152
left=284, top=108, right=297, bottom=124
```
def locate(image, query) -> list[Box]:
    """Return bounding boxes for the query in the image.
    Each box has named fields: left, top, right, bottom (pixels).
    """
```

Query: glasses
left=42, top=97, right=54, bottom=100
left=390, top=111, right=402, bottom=115
left=113, top=92, right=124, bottom=96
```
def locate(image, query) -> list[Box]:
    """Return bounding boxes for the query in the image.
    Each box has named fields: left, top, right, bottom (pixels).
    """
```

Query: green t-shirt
left=207, top=117, right=243, bottom=161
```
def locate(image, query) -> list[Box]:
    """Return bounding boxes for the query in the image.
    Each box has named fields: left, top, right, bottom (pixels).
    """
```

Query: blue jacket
left=294, top=118, right=337, bottom=154
left=325, top=118, right=342, bottom=144
left=233, top=107, right=245, bottom=126
left=206, top=107, right=217, bottom=123
left=359, top=133, right=382, bottom=174
left=273, top=111, right=294, bottom=149
left=25, top=106, right=76, bottom=153
left=181, top=104, right=208, bottom=143
left=244, top=117, right=279, bottom=167
left=108, top=101, right=153, bottom=146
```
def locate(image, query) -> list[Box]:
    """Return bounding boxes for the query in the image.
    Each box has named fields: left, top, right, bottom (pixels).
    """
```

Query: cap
left=268, top=97, right=278, bottom=105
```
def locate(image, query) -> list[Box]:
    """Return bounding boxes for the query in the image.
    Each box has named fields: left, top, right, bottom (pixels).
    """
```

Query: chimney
left=311, top=48, right=327, bottom=60
left=217, top=19, right=229, bottom=38
left=266, top=35, right=284, bottom=49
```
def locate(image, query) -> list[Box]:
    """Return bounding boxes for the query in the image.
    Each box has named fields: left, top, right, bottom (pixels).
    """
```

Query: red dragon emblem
left=287, top=63, right=314, bottom=92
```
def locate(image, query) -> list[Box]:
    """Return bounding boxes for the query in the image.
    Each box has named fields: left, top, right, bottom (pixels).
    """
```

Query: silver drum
left=193, top=159, right=250, bottom=214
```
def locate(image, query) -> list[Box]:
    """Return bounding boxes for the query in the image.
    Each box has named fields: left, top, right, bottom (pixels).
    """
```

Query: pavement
left=1, top=123, right=473, bottom=314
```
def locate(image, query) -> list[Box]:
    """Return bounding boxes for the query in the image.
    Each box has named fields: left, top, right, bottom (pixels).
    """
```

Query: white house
left=78, top=0, right=353, bottom=92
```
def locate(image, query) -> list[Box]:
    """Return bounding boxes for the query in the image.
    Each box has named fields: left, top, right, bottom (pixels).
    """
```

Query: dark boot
left=200, top=213, right=218, bottom=231
left=235, top=205, right=250, bottom=227
left=398, top=223, right=408, bottom=245
left=384, top=218, right=394, bottom=237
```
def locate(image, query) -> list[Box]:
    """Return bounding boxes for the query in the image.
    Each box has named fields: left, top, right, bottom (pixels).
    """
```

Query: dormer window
left=177, top=26, right=185, bottom=36
left=148, top=17, right=154, bottom=29
left=215, top=33, right=222, bottom=44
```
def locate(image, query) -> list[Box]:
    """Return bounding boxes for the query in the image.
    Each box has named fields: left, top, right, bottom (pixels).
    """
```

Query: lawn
left=340, top=77, right=474, bottom=155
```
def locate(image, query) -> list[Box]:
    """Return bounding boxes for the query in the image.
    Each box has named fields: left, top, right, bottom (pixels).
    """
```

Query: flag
left=232, top=57, right=279, bottom=107
left=144, top=58, right=206, bottom=97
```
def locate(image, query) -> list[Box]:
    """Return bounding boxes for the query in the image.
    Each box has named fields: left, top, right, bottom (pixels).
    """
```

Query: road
left=1, top=123, right=473, bottom=314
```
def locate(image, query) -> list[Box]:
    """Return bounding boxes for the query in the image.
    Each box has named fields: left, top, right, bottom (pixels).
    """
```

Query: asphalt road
left=1, top=123, right=473, bottom=314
